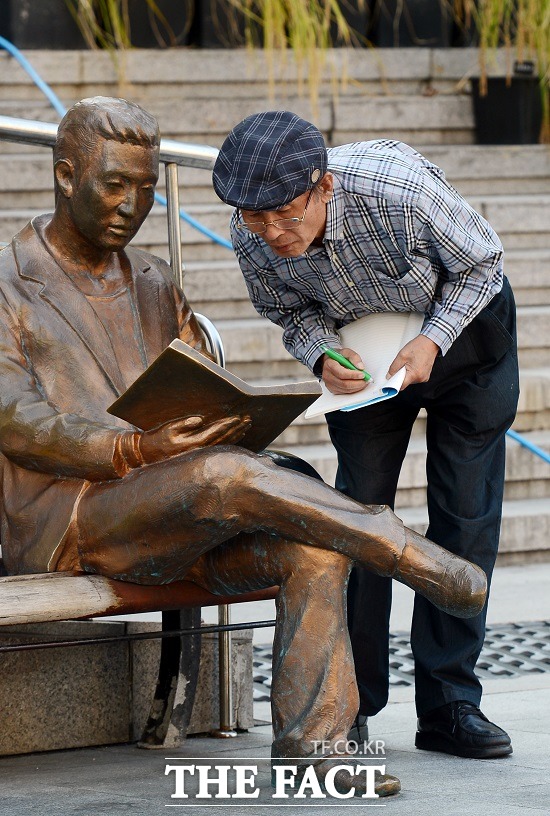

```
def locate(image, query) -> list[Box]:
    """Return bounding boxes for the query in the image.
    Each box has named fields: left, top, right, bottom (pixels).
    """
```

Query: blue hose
left=506, top=429, right=550, bottom=465
left=0, top=36, right=67, bottom=119
left=153, top=192, right=233, bottom=250
left=0, top=36, right=233, bottom=250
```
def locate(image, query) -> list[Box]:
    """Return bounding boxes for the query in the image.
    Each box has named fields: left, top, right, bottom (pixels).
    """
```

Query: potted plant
left=458, top=0, right=549, bottom=143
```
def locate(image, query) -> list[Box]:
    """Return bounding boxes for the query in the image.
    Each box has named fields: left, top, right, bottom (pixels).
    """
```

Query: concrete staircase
left=0, top=47, right=549, bottom=561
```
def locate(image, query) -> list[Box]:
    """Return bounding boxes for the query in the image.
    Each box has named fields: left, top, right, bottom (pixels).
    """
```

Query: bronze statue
left=0, top=97, right=487, bottom=797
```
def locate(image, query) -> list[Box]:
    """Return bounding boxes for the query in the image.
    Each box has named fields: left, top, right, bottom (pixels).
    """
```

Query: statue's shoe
left=394, top=528, right=487, bottom=619
left=308, top=756, right=400, bottom=798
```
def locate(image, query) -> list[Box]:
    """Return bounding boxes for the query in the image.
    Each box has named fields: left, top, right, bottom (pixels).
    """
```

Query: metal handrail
left=195, top=314, right=226, bottom=369
left=0, top=114, right=218, bottom=170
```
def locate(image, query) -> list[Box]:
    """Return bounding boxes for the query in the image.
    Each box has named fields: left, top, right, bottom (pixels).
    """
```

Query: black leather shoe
left=347, top=714, right=369, bottom=745
left=415, top=701, right=513, bottom=758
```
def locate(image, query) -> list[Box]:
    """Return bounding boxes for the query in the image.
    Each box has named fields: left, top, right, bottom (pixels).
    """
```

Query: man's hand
left=139, top=415, right=252, bottom=464
left=322, top=347, right=369, bottom=395
left=388, top=334, right=440, bottom=390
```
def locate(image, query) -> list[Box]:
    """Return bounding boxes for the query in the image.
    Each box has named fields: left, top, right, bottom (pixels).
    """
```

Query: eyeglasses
left=236, top=190, right=313, bottom=235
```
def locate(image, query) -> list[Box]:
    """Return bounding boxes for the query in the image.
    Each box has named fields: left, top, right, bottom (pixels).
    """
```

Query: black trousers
left=326, top=278, right=519, bottom=717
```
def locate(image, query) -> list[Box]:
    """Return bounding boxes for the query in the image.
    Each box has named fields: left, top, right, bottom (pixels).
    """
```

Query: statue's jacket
left=0, top=215, right=204, bottom=575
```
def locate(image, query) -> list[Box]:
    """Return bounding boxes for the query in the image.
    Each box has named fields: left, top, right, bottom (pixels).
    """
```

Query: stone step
left=416, top=145, right=550, bottom=197
left=0, top=141, right=51, bottom=156
left=503, top=251, right=550, bottom=306
left=0, top=95, right=474, bottom=148
left=183, top=249, right=550, bottom=315
left=514, top=306, right=550, bottom=369
left=271, top=367, right=550, bottom=449
left=401, top=497, right=550, bottom=561
left=0, top=48, right=519, bottom=148
left=514, top=369, right=550, bottom=432
left=283, top=431, right=550, bottom=506
left=1, top=144, right=548, bottom=206
left=0, top=47, right=512, bottom=93
left=9, top=95, right=464, bottom=145
left=468, top=194, right=550, bottom=239
left=0, top=47, right=436, bottom=92
left=0, top=101, right=60, bottom=122
left=332, top=94, right=474, bottom=146
left=2, top=193, right=549, bottom=263
left=211, top=305, right=549, bottom=375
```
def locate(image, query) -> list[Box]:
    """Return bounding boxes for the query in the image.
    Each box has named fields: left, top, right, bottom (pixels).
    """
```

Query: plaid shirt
left=230, top=140, right=504, bottom=372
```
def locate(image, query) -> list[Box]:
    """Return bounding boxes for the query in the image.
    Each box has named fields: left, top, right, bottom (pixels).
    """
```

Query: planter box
left=0, top=0, right=192, bottom=50
left=126, top=0, right=192, bottom=48
left=0, top=0, right=87, bottom=49
left=331, top=1, right=370, bottom=46
left=369, top=0, right=454, bottom=47
left=192, top=0, right=249, bottom=48
left=471, top=76, right=543, bottom=145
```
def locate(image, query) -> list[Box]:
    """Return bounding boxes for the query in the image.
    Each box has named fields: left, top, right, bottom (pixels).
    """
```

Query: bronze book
left=107, top=339, right=321, bottom=453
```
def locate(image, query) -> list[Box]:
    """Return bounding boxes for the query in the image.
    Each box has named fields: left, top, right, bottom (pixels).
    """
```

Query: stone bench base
left=0, top=620, right=254, bottom=756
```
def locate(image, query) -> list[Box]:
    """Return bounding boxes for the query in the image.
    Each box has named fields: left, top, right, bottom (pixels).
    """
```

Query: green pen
left=322, top=346, right=373, bottom=383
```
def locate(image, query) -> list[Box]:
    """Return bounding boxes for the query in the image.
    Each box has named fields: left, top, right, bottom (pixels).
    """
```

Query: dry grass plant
left=65, top=0, right=189, bottom=50
left=228, top=0, right=367, bottom=112
left=66, top=0, right=367, bottom=115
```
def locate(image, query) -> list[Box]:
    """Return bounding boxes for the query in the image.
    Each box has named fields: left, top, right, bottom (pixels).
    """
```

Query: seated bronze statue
left=0, top=97, right=486, bottom=797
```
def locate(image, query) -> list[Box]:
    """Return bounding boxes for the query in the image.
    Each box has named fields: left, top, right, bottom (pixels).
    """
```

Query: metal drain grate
left=253, top=620, right=550, bottom=700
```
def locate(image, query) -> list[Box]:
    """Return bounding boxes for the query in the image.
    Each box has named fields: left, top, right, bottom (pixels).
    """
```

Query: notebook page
left=304, top=312, right=424, bottom=419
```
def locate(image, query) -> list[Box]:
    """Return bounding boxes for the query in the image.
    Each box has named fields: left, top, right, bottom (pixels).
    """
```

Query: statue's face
left=69, top=138, right=159, bottom=252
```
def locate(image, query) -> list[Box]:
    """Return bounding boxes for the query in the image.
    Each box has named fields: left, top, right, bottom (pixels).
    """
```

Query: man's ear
left=54, top=159, right=76, bottom=199
left=317, top=172, right=334, bottom=203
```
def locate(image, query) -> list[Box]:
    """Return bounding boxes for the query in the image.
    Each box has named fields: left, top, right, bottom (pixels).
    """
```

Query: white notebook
left=304, top=312, right=425, bottom=420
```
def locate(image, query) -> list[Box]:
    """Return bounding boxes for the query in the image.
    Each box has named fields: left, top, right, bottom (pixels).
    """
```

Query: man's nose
left=263, top=222, right=285, bottom=240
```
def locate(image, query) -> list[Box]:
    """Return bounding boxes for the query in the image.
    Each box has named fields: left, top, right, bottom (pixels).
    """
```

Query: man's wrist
left=421, top=324, right=449, bottom=356
left=313, top=352, right=326, bottom=378
left=418, top=333, right=441, bottom=355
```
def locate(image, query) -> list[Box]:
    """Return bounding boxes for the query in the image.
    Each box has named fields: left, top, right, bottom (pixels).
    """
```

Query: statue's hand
left=138, top=415, right=252, bottom=463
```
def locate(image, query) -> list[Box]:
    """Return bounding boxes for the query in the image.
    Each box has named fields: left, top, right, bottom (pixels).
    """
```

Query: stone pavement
left=0, top=562, right=549, bottom=816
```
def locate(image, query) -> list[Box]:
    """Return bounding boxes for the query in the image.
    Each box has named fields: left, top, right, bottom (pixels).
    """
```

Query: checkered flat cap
left=212, top=110, right=327, bottom=211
